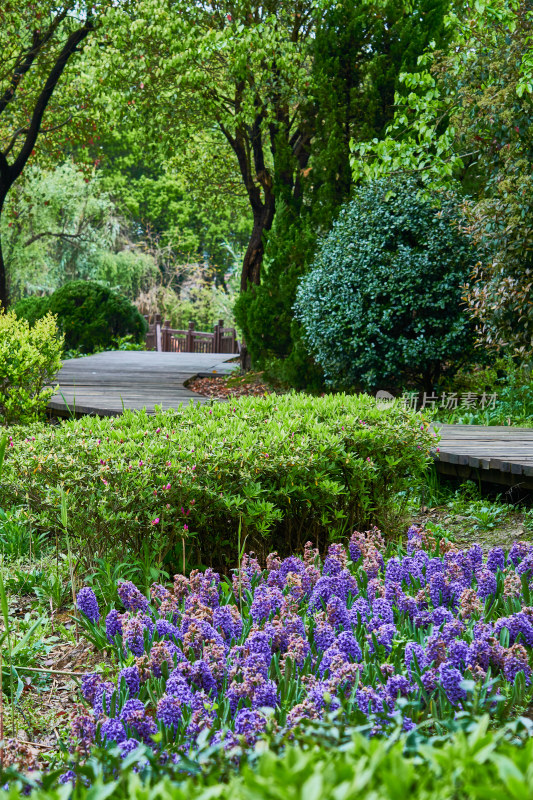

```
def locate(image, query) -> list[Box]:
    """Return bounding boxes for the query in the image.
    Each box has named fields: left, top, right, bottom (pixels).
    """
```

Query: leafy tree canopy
left=351, top=0, right=533, bottom=359
left=0, top=1, right=111, bottom=306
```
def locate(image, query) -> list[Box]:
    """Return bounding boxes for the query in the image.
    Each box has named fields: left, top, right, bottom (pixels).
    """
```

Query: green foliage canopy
left=351, top=0, right=533, bottom=359
left=234, top=0, right=450, bottom=381
left=0, top=308, right=63, bottom=425
left=0, top=1, right=110, bottom=306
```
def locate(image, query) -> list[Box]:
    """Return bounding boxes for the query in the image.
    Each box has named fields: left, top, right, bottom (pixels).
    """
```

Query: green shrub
left=14, top=282, right=147, bottom=354
left=435, top=361, right=533, bottom=427
left=295, top=179, right=480, bottom=393
left=47, top=280, right=146, bottom=353
left=11, top=296, right=49, bottom=328
left=1, top=394, right=434, bottom=567
left=0, top=309, right=63, bottom=425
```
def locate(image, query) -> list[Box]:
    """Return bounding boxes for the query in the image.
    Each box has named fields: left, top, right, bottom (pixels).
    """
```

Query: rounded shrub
left=295, top=180, right=480, bottom=392
left=45, top=280, right=147, bottom=353
left=12, top=295, right=49, bottom=327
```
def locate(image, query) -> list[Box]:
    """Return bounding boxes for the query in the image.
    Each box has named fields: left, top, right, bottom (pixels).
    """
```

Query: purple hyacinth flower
left=476, top=568, right=497, bottom=600
left=253, top=679, right=279, bottom=709
left=157, top=694, right=185, bottom=728
left=71, top=714, right=96, bottom=747
left=336, top=631, right=362, bottom=661
left=119, top=665, right=140, bottom=696
left=405, top=642, right=428, bottom=677
left=439, top=663, right=467, bottom=706
left=447, top=639, right=468, bottom=670
left=486, top=547, right=505, bottom=573
left=117, top=581, right=149, bottom=613
left=100, top=718, right=126, bottom=744
left=93, top=681, right=115, bottom=716
left=119, top=738, right=141, bottom=757
left=105, top=609, right=123, bottom=641
left=120, top=699, right=157, bottom=743
left=77, top=587, right=100, bottom=624
left=81, top=673, right=101, bottom=704
left=234, top=708, right=268, bottom=743
left=166, top=670, right=193, bottom=704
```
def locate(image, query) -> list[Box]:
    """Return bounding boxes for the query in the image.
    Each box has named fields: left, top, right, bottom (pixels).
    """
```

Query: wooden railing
left=144, top=315, right=240, bottom=355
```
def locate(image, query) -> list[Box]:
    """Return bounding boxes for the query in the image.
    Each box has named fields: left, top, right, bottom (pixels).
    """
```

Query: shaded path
left=47, top=351, right=238, bottom=416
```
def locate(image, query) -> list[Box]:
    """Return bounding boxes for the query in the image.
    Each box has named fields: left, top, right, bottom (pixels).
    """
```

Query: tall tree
left=89, top=0, right=339, bottom=292
left=234, top=0, right=450, bottom=378
left=0, top=1, right=106, bottom=307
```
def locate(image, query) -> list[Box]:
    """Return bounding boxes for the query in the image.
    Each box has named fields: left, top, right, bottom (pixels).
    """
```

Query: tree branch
left=0, top=13, right=67, bottom=117
left=23, top=231, right=90, bottom=248
left=11, top=20, right=94, bottom=181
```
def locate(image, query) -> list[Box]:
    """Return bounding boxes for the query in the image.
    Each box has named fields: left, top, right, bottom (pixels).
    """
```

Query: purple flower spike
left=119, top=665, right=141, bottom=696
left=100, top=718, right=126, bottom=744
left=476, top=568, right=497, bottom=600
left=157, top=694, right=184, bottom=728
left=81, top=673, right=101, bottom=704
left=105, top=609, right=123, bottom=641
left=234, top=708, right=268, bottom=744
left=439, top=664, right=466, bottom=706
left=118, top=581, right=149, bottom=613
left=77, top=587, right=100, bottom=624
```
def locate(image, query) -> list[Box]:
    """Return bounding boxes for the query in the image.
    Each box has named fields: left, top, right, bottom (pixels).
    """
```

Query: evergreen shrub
left=12, top=295, right=49, bottom=327
left=14, top=281, right=147, bottom=354
left=2, top=394, right=434, bottom=566
left=295, top=180, right=479, bottom=392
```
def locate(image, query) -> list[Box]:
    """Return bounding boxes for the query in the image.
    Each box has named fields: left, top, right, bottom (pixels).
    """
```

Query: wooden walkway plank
left=47, top=351, right=239, bottom=417
left=434, top=423, right=533, bottom=487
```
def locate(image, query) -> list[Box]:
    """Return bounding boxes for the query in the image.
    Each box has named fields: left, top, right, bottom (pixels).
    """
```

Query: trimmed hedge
left=295, top=179, right=479, bottom=392
left=2, top=394, right=434, bottom=568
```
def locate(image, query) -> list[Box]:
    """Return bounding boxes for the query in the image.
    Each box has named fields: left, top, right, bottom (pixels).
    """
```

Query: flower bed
left=68, top=526, right=533, bottom=767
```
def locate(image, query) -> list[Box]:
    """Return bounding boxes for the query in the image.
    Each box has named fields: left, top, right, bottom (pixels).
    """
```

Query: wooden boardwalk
left=48, top=360, right=533, bottom=490
left=435, top=424, right=533, bottom=489
left=47, top=351, right=238, bottom=417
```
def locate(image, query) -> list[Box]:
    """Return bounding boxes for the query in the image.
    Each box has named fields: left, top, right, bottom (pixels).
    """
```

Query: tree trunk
left=0, top=193, right=7, bottom=308
left=240, top=195, right=275, bottom=292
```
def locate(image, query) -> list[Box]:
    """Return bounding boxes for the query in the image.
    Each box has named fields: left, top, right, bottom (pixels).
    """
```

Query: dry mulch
left=2, top=606, right=112, bottom=772
left=188, top=372, right=283, bottom=400
left=412, top=506, right=531, bottom=552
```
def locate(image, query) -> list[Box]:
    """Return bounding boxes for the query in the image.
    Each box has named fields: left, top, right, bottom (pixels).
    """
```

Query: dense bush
left=11, top=296, right=49, bottom=328
left=14, top=281, right=147, bottom=354
left=0, top=309, right=63, bottom=425
left=1, top=394, right=434, bottom=566
left=295, top=179, right=480, bottom=393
